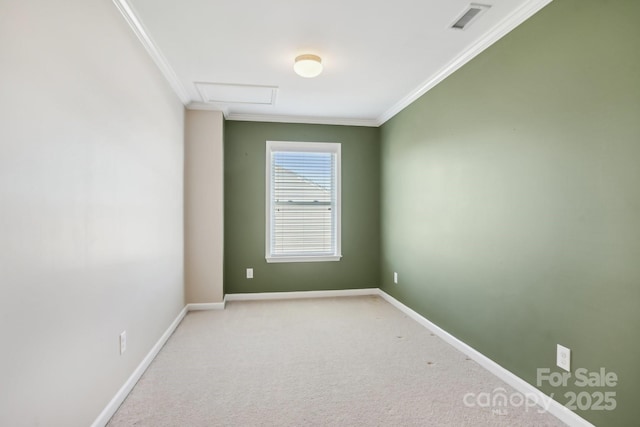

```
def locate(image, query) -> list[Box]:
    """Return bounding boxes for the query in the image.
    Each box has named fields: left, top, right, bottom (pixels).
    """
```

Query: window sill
left=265, top=255, right=342, bottom=264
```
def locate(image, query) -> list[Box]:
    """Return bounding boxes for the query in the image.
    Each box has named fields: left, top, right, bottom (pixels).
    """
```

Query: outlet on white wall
left=246, top=268, right=253, bottom=279
left=119, top=331, right=127, bottom=355
left=393, top=272, right=398, bottom=284
left=557, top=344, right=571, bottom=371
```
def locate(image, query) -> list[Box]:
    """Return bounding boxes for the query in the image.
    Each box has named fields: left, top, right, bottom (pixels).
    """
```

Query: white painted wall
left=185, top=110, right=224, bottom=303
left=0, top=1, right=185, bottom=425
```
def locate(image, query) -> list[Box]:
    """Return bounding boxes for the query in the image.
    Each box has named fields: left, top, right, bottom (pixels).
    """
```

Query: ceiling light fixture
left=294, top=54, right=323, bottom=78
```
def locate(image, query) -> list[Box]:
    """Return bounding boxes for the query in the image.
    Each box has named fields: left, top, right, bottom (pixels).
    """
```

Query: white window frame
left=265, top=140, right=342, bottom=263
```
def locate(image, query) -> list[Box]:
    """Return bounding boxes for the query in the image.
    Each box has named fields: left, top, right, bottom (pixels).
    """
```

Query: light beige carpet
left=107, top=296, right=566, bottom=426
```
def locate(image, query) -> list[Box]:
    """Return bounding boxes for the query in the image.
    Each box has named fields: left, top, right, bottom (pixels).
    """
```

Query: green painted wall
left=224, top=121, right=380, bottom=294
left=380, top=1, right=639, bottom=426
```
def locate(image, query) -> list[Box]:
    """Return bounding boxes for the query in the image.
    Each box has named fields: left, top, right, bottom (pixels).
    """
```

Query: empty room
left=1, top=0, right=638, bottom=426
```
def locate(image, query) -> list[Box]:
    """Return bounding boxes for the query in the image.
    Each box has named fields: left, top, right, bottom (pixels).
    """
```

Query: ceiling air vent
left=451, top=3, right=491, bottom=30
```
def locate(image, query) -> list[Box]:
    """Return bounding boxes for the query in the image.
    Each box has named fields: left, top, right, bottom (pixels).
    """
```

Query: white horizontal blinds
left=271, top=150, right=336, bottom=256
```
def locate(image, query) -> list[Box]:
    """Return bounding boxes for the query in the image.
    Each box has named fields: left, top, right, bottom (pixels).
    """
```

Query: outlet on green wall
left=380, top=1, right=640, bottom=426
left=224, top=121, right=380, bottom=294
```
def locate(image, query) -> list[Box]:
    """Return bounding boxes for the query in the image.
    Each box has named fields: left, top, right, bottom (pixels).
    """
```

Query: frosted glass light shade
left=294, top=54, right=323, bottom=78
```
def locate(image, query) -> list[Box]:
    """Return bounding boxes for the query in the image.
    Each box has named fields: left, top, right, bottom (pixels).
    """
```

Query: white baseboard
left=225, top=288, right=379, bottom=302
left=91, top=305, right=188, bottom=427
left=376, top=289, right=595, bottom=427
left=92, top=289, right=374, bottom=425
left=94, top=287, right=593, bottom=427
left=187, top=301, right=226, bottom=311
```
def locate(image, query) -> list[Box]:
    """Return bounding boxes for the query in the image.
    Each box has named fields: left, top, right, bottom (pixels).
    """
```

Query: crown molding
left=187, top=103, right=377, bottom=127
left=186, top=104, right=378, bottom=128
left=114, top=0, right=552, bottom=128
left=223, top=113, right=379, bottom=128
left=112, top=0, right=190, bottom=104
left=186, top=102, right=229, bottom=116
left=377, top=0, right=554, bottom=125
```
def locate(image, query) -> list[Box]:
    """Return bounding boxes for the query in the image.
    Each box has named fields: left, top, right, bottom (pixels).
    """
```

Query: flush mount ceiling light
left=294, top=54, right=323, bottom=78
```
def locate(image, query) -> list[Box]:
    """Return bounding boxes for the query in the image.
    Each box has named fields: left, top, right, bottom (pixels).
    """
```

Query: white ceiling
left=116, top=0, right=552, bottom=126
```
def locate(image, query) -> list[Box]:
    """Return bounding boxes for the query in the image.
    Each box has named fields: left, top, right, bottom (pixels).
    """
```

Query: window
left=266, top=141, right=341, bottom=263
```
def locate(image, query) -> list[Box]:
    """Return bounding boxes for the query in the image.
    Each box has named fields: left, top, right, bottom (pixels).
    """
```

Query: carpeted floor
left=107, top=296, right=566, bottom=426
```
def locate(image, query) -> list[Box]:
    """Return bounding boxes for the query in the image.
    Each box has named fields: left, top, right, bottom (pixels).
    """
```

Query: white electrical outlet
left=557, top=344, right=571, bottom=371
left=246, top=268, right=253, bottom=279
left=393, top=272, right=398, bottom=284
left=119, top=331, right=127, bottom=355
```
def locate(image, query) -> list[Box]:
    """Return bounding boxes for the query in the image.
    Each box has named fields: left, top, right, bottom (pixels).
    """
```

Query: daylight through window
left=266, top=141, right=341, bottom=263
